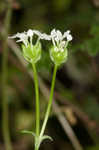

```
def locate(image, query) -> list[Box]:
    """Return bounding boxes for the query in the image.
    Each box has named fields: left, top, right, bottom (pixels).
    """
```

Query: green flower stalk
left=32, top=63, right=40, bottom=137
left=9, top=29, right=42, bottom=150
left=40, top=64, right=58, bottom=138
left=9, top=28, right=72, bottom=150
left=39, top=29, right=72, bottom=144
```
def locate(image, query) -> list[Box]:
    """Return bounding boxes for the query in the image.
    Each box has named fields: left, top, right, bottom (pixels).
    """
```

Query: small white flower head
left=50, top=29, right=72, bottom=66
left=51, top=29, right=72, bottom=46
left=53, top=29, right=63, bottom=43
left=9, top=29, right=35, bottom=47
left=9, top=29, right=43, bottom=64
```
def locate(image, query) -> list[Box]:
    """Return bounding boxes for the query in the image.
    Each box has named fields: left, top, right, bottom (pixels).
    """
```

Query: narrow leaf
left=20, top=130, right=36, bottom=137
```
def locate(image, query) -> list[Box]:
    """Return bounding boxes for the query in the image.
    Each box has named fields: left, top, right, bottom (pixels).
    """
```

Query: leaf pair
left=21, top=130, right=53, bottom=148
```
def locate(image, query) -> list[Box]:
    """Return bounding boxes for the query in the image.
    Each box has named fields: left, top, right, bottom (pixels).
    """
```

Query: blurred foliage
left=78, top=24, right=99, bottom=56
left=86, top=145, right=99, bottom=150
left=0, top=0, right=99, bottom=150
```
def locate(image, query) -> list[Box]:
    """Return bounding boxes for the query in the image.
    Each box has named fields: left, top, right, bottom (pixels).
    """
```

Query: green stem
left=35, top=146, right=39, bottom=150
left=32, top=63, right=40, bottom=137
left=2, top=1, right=12, bottom=150
left=40, top=65, right=58, bottom=138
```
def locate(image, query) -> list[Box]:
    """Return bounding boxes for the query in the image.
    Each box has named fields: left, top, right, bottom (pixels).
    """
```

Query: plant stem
left=35, top=146, right=39, bottom=150
left=32, top=63, right=40, bottom=137
left=2, top=1, right=12, bottom=150
left=40, top=65, right=58, bottom=138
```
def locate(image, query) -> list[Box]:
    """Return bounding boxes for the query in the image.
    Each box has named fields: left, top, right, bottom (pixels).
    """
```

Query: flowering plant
left=9, top=28, right=72, bottom=150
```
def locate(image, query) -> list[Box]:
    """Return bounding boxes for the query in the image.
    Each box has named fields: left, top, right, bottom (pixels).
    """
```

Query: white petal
left=56, top=30, right=62, bottom=40
left=63, top=30, right=69, bottom=38
left=51, top=29, right=56, bottom=37
left=8, top=32, right=20, bottom=39
left=55, top=36, right=59, bottom=42
left=40, top=33, right=51, bottom=40
left=33, top=30, right=41, bottom=36
left=9, top=32, right=28, bottom=46
left=63, top=30, right=72, bottom=41
left=27, top=29, right=33, bottom=37
left=67, top=34, right=73, bottom=41
left=51, top=29, right=63, bottom=43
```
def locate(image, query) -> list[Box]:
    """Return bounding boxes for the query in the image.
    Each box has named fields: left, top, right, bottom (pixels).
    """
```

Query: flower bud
left=22, top=41, right=41, bottom=64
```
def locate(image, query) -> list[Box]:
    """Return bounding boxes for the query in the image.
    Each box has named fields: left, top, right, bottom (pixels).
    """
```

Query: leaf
left=36, top=135, right=53, bottom=148
left=20, top=130, right=36, bottom=137
left=42, top=135, right=53, bottom=141
left=39, top=135, right=53, bottom=145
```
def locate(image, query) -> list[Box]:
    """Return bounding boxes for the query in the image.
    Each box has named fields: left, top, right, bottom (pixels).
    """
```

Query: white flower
left=39, top=33, right=51, bottom=40
left=63, top=30, right=73, bottom=41
left=51, top=29, right=63, bottom=45
left=50, top=29, right=72, bottom=50
left=9, top=29, right=52, bottom=48
left=33, top=30, right=41, bottom=37
left=27, top=29, right=34, bottom=37
left=9, top=29, right=36, bottom=47
left=33, top=30, right=51, bottom=40
left=26, top=29, right=34, bottom=47
left=9, top=32, right=28, bottom=47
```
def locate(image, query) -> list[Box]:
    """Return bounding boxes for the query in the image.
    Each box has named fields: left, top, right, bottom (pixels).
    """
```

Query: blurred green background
left=0, top=0, right=99, bottom=150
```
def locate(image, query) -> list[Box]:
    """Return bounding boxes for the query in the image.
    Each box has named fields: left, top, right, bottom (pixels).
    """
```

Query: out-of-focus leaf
left=81, top=37, right=99, bottom=56
left=15, top=111, right=34, bottom=130
left=53, top=0, right=72, bottom=12
left=83, top=97, right=99, bottom=121
left=86, top=145, right=99, bottom=150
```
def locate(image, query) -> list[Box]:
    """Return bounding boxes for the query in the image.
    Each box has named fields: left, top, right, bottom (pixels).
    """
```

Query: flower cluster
left=9, top=29, right=72, bottom=65
left=50, top=29, right=72, bottom=66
